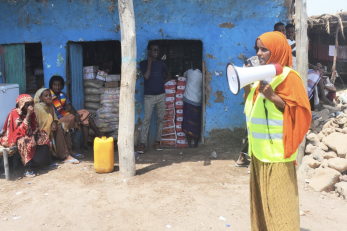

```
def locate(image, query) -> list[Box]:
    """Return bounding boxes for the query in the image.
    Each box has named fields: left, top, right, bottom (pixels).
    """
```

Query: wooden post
left=331, top=24, right=340, bottom=84
left=118, top=0, right=136, bottom=177
left=295, top=0, right=308, bottom=166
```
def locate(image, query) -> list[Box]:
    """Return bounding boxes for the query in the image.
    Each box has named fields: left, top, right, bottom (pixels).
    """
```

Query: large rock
left=309, top=167, right=341, bottom=192
left=306, top=158, right=321, bottom=168
left=342, top=127, right=347, bottom=134
left=312, top=147, right=325, bottom=162
left=335, top=182, right=347, bottom=201
left=328, top=158, right=347, bottom=173
left=319, top=142, right=329, bottom=151
left=317, top=132, right=325, bottom=141
left=297, top=155, right=314, bottom=180
left=305, top=143, right=317, bottom=154
left=324, top=151, right=338, bottom=159
left=322, top=132, right=347, bottom=157
left=306, top=133, right=320, bottom=146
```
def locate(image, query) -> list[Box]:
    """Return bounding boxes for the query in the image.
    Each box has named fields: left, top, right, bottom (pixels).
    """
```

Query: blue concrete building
left=0, top=0, right=293, bottom=142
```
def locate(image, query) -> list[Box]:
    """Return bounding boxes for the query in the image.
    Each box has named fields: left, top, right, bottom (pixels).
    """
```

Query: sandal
left=74, top=154, right=85, bottom=159
left=63, top=159, right=79, bottom=164
left=154, top=141, right=163, bottom=151
left=235, top=163, right=249, bottom=167
left=24, top=171, right=36, bottom=178
left=137, top=144, right=145, bottom=154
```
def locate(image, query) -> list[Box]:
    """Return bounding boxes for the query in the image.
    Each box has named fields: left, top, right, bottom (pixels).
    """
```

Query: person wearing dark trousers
left=137, top=41, right=171, bottom=154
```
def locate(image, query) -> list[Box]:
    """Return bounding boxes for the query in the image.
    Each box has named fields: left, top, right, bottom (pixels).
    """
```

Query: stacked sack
left=83, top=66, right=103, bottom=116
left=95, top=87, right=120, bottom=140
left=175, top=77, right=189, bottom=148
left=84, top=79, right=104, bottom=115
left=161, top=80, right=178, bottom=147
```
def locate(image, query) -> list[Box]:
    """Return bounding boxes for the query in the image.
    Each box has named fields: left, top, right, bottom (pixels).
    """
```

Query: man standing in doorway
left=137, top=41, right=170, bottom=154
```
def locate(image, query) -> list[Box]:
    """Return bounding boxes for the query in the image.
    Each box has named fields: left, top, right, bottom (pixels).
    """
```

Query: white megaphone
left=226, top=63, right=283, bottom=96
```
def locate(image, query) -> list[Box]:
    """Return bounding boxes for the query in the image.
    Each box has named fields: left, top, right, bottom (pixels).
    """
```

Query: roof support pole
left=331, top=23, right=340, bottom=84
left=295, top=0, right=308, bottom=166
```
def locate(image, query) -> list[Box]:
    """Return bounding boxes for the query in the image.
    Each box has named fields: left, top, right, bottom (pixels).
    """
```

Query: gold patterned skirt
left=250, top=155, right=300, bottom=231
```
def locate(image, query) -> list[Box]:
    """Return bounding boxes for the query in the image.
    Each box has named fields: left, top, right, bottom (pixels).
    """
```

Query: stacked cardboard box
left=175, top=77, right=189, bottom=148
left=161, top=80, right=177, bottom=147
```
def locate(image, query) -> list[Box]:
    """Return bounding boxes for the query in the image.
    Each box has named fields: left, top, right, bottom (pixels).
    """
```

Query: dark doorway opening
left=151, top=40, right=203, bottom=77
left=146, top=40, right=204, bottom=147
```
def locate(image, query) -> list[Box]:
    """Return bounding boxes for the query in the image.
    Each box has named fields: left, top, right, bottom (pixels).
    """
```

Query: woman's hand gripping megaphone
left=259, top=81, right=274, bottom=100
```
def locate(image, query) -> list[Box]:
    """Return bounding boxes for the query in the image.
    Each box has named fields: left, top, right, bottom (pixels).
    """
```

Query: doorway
left=146, top=40, right=204, bottom=147
left=1, top=43, right=44, bottom=95
left=66, top=40, right=121, bottom=110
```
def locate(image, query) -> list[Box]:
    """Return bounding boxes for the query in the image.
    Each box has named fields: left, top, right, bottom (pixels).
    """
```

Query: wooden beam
left=331, top=23, right=341, bottom=84
left=295, top=0, right=308, bottom=166
left=118, top=0, right=136, bottom=177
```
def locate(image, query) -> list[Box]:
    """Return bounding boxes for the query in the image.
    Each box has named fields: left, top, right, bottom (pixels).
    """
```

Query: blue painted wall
left=0, top=0, right=291, bottom=138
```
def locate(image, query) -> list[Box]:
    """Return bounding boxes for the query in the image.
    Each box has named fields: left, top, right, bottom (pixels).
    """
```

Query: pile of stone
left=299, top=104, right=347, bottom=201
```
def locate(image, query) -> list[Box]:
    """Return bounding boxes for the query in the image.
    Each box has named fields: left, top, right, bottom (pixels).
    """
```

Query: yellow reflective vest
left=244, top=66, right=300, bottom=163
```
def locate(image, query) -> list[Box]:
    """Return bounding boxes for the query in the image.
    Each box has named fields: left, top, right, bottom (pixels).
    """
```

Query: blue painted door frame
left=69, top=43, right=84, bottom=150
left=69, top=43, right=84, bottom=110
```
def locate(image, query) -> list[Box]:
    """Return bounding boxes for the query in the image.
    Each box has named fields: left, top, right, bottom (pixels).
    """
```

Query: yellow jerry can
left=94, top=136, right=114, bottom=173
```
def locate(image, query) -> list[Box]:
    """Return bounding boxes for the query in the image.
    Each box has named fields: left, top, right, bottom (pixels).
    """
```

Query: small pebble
left=166, top=224, right=172, bottom=228
left=226, top=223, right=230, bottom=227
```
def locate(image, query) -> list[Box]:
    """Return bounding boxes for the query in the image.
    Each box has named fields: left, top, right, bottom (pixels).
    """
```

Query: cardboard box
left=96, top=70, right=108, bottom=81
left=83, top=66, right=99, bottom=74
left=105, top=81, right=119, bottom=88
left=106, top=74, right=121, bottom=82
left=83, top=72, right=97, bottom=80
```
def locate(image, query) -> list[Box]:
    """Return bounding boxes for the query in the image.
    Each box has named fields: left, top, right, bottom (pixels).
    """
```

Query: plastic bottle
left=94, top=136, right=114, bottom=173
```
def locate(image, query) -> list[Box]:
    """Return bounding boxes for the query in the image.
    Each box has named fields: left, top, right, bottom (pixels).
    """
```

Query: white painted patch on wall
left=79, top=38, right=83, bottom=41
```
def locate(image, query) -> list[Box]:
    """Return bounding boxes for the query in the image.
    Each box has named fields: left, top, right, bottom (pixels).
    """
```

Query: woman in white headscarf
left=34, top=88, right=82, bottom=164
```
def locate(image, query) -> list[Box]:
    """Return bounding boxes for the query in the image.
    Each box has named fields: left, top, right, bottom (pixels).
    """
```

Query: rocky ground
left=1, top=131, right=347, bottom=231
left=299, top=103, right=347, bottom=199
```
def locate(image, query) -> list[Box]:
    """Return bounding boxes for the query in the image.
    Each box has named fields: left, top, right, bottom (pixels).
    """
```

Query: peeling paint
left=219, top=22, right=235, bottom=29
left=135, top=101, right=142, bottom=115
left=213, top=91, right=224, bottom=103
left=237, top=53, right=247, bottom=61
left=115, top=25, right=120, bottom=33
left=159, top=28, right=164, bottom=37
left=78, top=38, right=83, bottom=41
left=213, top=70, right=223, bottom=76
left=206, top=53, right=215, bottom=60
left=56, top=53, right=64, bottom=67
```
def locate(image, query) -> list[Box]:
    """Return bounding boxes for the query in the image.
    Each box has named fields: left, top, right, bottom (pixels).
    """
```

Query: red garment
left=253, top=32, right=311, bottom=159
left=0, top=94, right=50, bottom=165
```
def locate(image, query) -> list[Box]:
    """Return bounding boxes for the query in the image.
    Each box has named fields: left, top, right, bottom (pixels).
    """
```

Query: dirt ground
left=1, top=137, right=347, bottom=231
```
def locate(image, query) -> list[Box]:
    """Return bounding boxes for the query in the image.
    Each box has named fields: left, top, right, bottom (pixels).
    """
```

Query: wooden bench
left=0, top=145, right=17, bottom=180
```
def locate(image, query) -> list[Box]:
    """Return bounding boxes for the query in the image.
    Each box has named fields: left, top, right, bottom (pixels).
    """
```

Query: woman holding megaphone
left=246, top=31, right=311, bottom=231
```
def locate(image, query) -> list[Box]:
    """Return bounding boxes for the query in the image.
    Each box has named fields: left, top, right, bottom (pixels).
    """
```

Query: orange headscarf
left=253, top=31, right=311, bottom=159
left=258, top=31, right=293, bottom=67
